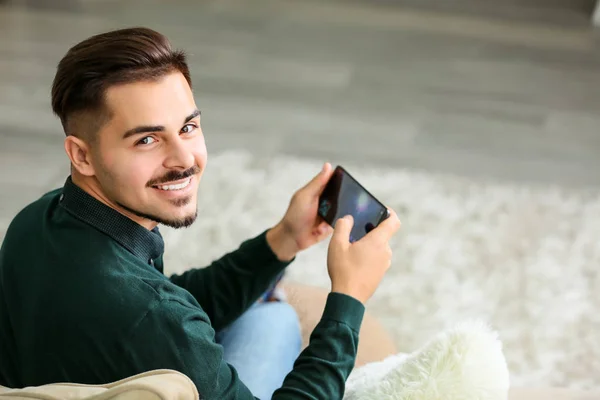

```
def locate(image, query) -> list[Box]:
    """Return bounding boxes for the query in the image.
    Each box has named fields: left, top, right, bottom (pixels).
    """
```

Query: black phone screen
left=318, top=166, right=388, bottom=242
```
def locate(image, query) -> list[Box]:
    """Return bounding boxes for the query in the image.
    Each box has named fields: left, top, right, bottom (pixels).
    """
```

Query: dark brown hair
left=51, top=27, right=191, bottom=140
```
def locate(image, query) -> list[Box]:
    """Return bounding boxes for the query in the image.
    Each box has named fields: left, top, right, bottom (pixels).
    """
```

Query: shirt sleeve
left=124, top=293, right=365, bottom=400
left=168, top=231, right=292, bottom=331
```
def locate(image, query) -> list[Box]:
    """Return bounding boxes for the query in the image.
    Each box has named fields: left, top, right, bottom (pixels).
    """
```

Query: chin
left=116, top=193, right=198, bottom=229
left=158, top=210, right=198, bottom=229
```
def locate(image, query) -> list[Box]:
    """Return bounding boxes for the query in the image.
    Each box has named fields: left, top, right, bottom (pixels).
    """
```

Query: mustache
left=147, top=166, right=201, bottom=187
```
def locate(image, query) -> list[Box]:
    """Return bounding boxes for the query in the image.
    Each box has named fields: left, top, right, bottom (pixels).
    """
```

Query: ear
left=64, top=135, right=95, bottom=177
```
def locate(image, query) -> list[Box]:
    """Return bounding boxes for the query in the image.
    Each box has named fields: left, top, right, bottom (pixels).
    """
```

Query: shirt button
left=149, top=259, right=154, bottom=266
left=59, top=194, right=64, bottom=202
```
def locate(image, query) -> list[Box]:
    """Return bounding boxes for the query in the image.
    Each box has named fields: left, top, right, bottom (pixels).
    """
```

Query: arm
left=274, top=293, right=364, bottom=398
left=170, top=163, right=335, bottom=331
left=169, top=229, right=293, bottom=332
left=125, top=293, right=364, bottom=399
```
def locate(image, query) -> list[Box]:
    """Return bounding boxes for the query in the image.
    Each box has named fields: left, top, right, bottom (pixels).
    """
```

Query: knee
left=260, top=302, right=302, bottom=348
left=265, top=302, right=301, bottom=328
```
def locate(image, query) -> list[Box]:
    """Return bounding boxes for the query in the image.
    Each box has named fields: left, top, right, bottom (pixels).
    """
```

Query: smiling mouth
left=152, top=177, right=192, bottom=191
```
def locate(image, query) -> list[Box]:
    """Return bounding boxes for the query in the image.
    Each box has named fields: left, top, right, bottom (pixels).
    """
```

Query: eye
left=181, top=123, right=197, bottom=135
left=136, top=136, right=156, bottom=146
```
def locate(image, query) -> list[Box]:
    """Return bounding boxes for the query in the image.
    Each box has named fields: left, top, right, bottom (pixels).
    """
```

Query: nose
left=163, top=136, right=195, bottom=171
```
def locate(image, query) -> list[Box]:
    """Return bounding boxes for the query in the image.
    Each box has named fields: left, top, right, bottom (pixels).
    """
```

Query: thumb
left=333, top=215, right=354, bottom=243
left=304, top=163, right=333, bottom=195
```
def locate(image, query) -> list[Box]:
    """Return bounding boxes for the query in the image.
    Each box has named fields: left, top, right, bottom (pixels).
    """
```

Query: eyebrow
left=122, top=109, right=201, bottom=139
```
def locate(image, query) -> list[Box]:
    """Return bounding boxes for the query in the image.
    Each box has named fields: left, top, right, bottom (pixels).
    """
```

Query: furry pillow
left=345, top=321, right=510, bottom=400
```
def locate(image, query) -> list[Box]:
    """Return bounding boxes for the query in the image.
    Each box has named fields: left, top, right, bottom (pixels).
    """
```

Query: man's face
left=91, top=71, right=206, bottom=229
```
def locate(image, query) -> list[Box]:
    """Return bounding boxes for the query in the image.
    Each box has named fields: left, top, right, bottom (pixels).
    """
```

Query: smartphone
left=318, top=166, right=389, bottom=243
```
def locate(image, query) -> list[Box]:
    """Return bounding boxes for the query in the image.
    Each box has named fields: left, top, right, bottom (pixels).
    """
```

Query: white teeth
left=157, top=178, right=191, bottom=191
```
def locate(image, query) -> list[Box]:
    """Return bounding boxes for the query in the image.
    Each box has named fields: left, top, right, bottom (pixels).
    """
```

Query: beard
left=116, top=199, right=198, bottom=229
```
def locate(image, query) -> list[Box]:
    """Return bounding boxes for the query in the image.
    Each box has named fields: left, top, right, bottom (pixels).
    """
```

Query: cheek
left=101, top=151, right=156, bottom=191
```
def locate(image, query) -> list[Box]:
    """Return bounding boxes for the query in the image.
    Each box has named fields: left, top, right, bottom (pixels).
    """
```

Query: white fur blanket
left=345, top=322, right=509, bottom=400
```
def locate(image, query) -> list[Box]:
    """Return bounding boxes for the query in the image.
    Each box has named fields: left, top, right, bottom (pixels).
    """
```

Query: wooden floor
left=1, top=0, right=600, bottom=232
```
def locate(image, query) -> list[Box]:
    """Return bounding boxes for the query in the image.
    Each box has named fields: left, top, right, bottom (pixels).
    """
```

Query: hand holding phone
left=317, top=166, right=401, bottom=303
left=327, top=209, right=401, bottom=304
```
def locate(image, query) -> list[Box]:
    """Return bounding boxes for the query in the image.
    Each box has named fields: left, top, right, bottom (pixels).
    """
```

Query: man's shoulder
left=2, top=187, right=62, bottom=247
left=1, top=184, right=124, bottom=278
left=7, top=185, right=61, bottom=223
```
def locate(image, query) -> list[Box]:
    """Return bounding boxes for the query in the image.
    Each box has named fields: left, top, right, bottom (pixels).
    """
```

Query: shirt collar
left=59, top=176, right=164, bottom=264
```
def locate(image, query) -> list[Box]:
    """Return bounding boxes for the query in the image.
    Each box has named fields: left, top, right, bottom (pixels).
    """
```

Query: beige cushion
left=0, top=369, right=198, bottom=400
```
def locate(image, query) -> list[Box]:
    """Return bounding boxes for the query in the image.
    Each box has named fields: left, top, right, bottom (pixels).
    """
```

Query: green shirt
left=0, top=177, right=365, bottom=399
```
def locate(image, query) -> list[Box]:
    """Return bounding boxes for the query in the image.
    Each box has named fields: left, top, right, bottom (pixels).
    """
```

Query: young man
left=0, top=27, right=401, bottom=399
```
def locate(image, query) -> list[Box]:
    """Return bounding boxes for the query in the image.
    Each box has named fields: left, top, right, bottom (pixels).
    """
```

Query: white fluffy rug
left=161, top=150, right=600, bottom=390
left=345, top=321, right=509, bottom=400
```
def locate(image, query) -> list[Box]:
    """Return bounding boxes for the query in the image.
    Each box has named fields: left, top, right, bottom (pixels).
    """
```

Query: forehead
left=104, top=72, right=196, bottom=128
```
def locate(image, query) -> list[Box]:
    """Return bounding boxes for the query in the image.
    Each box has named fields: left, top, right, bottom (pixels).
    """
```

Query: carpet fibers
left=161, top=150, right=600, bottom=390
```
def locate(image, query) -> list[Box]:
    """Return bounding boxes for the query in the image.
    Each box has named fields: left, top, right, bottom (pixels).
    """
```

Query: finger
left=302, top=162, right=333, bottom=196
left=332, top=215, right=354, bottom=244
left=316, top=224, right=334, bottom=241
left=320, top=224, right=334, bottom=238
left=313, top=224, right=326, bottom=236
left=370, top=208, right=401, bottom=241
left=317, top=220, right=330, bottom=232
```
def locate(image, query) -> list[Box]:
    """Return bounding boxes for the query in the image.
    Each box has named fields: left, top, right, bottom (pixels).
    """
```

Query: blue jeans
left=215, top=302, right=302, bottom=399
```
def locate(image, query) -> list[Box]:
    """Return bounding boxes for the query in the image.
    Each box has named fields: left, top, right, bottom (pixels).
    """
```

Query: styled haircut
left=51, top=27, right=191, bottom=141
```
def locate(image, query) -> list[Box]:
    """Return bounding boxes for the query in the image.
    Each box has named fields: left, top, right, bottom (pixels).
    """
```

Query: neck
left=71, top=173, right=158, bottom=231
